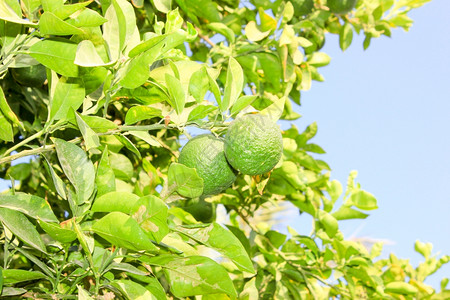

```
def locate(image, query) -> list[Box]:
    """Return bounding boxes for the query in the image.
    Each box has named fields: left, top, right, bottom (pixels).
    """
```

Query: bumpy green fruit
left=11, top=64, right=47, bottom=87
left=327, top=0, right=357, bottom=14
left=225, top=114, right=283, bottom=176
left=178, top=134, right=236, bottom=196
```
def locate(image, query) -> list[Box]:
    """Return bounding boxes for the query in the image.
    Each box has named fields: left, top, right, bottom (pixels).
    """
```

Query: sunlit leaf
left=28, top=39, right=79, bottom=77
left=0, top=208, right=46, bottom=253
left=175, top=223, right=255, bottom=273
left=0, top=194, right=58, bottom=222
left=92, top=212, right=159, bottom=252
left=53, top=138, right=95, bottom=205
left=148, top=255, right=237, bottom=298
left=168, top=163, right=203, bottom=198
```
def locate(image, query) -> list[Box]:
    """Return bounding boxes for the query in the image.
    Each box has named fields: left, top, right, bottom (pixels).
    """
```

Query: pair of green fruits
left=179, top=114, right=283, bottom=196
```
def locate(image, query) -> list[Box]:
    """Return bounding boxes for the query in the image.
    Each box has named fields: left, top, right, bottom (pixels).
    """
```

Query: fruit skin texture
left=225, top=114, right=283, bottom=176
left=11, top=64, right=47, bottom=87
left=327, top=0, right=357, bottom=14
left=178, top=134, right=237, bottom=196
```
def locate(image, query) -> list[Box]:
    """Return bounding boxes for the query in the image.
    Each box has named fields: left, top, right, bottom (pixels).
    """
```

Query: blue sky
left=1, top=0, right=448, bottom=290
left=291, top=0, right=450, bottom=288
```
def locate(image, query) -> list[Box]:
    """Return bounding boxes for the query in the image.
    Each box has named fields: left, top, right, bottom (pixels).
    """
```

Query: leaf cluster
left=0, top=0, right=448, bottom=299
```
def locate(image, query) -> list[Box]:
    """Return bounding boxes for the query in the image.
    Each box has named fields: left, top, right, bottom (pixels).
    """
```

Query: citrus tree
left=0, top=0, right=448, bottom=298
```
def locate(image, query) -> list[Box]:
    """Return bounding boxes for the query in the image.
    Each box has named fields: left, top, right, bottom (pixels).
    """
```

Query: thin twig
left=195, top=26, right=216, bottom=47
left=1, top=129, right=44, bottom=158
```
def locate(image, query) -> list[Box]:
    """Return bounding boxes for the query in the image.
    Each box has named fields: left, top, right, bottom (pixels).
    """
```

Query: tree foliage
left=0, top=0, right=448, bottom=299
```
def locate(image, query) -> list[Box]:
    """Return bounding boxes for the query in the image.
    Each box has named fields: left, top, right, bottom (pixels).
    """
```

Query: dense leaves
left=0, top=0, right=448, bottom=299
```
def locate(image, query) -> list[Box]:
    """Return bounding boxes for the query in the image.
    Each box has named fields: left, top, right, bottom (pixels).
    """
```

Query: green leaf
left=130, top=131, right=162, bottom=147
left=256, top=52, right=283, bottom=88
left=168, top=163, right=203, bottom=198
left=49, top=77, right=85, bottom=123
left=44, top=157, right=67, bottom=199
left=119, top=42, right=164, bottom=89
left=82, top=116, right=118, bottom=133
left=77, top=286, right=94, bottom=300
left=332, top=206, right=368, bottom=220
left=74, top=40, right=110, bottom=67
left=187, top=105, right=217, bottom=122
left=66, top=8, right=108, bottom=28
left=348, top=190, right=378, bottom=210
left=116, top=134, right=142, bottom=159
left=127, top=34, right=167, bottom=58
left=339, top=22, right=353, bottom=51
left=189, top=66, right=209, bottom=103
left=106, top=262, right=148, bottom=276
left=0, top=208, right=46, bottom=253
left=109, top=152, right=134, bottom=180
left=176, top=223, right=255, bottom=273
left=152, top=0, right=172, bottom=13
left=125, top=106, right=162, bottom=124
left=91, top=191, right=140, bottom=214
left=0, top=0, right=37, bottom=26
left=206, top=22, right=235, bottom=43
left=0, top=112, right=13, bottom=142
left=1, top=270, right=46, bottom=284
left=75, top=112, right=100, bottom=152
left=221, top=57, right=243, bottom=111
left=165, top=8, right=183, bottom=33
left=102, top=0, right=136, bottom=62
left=0, top=287, right=27, bottom=297
left=112, top=280, right=157, bottom=299
left=363, top=34, right=372, bottom=50
left=165, top=73, right=185, bottom=115
left=245, top=21, right=270, bottom=42
left=96, top=148, right=116, bottom=197
left=327, top=180, right=342, bottom=203
left=240, top=277, right=258, bottom=300
left=131, top=195, right=169, bottom=243
left=414, top=240, right=432, bottom=259
left=207, top=72, right=222, bottom=107
left=6, top=163, right=31, bottom=181
left=0, top=194, right=58, bottom=222
left=385, top=282, right=418, bottom=295
left=149, top=61, right=218, bottom=95
left=28, top=39, right=79, bottom=77
left=14, top=248, right=54, bottom=278
left=299, top=63, right=311, bottom=91
left=318, top=210, right=338, bottom=238
left=39, top=12, right=84, bottom=36
left=148, top=255, right=237, bottom=298
left=168, top=207, right=199, bottom=225
left=92, top=212, right=159, bottom=252
left=53, top=138, right=95, bottom=205
left=52, top=1, right=92, bottom=19
left=307, top=52, right=331, bottom=67
left=41, top=0, right=64, bottom=14
left=0, top=86, right=20, bottom=126
left=230, top=95, right=257, bottom=117
left=38, top=220, right=77, bottom=243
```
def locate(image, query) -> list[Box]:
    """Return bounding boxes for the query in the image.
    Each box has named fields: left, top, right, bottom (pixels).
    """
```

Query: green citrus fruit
left=11, top=64, right=47, bottom=87
left=183, top=198, right=216, bottom=223
left=327, top=0, right=357, bottom=14
left=224, top=114, right=283, bottom=176
left=178, top=134, right=237, bottom=196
